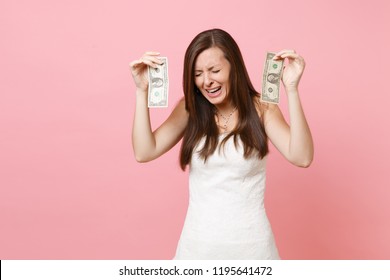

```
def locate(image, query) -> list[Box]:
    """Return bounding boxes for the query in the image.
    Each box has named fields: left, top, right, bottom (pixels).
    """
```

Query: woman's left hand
left=273, top=50, right=305, bottom=92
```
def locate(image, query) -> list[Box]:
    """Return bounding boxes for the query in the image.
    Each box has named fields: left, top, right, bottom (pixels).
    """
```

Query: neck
left=214, top=103, right=236, bottom=116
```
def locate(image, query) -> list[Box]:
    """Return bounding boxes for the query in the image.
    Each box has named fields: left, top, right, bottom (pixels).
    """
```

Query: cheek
left=194, top=78, right=202, bottom=89
left=224, top=76, right=231, bottom=91
left=219, top=72, right=229, bottom=86
left=221, top=77, right=229, bottom=89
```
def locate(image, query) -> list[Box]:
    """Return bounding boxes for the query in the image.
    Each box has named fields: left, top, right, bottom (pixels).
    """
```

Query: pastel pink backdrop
left=1, top=0, right=389, bottom=259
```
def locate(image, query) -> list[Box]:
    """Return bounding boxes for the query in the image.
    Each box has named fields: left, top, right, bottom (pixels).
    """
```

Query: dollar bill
left=261, top=52, right=284, bottom=104
left=148, top=57, right=169, bottom=108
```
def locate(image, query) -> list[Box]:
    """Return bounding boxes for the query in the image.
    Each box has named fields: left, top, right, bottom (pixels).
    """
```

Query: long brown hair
left=179, top=28, right=268, bottom=170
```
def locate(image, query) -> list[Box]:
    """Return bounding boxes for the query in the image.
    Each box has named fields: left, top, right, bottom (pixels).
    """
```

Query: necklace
left=216, top=106, right=237, bottom=132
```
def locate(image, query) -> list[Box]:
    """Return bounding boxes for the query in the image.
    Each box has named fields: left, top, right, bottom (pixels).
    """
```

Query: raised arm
left=263, top=50, right=314, bottom=167
left=130, top=52, right=188, bottom=162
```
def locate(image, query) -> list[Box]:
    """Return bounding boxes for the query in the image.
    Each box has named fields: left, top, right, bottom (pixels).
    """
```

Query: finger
left=280, top=53, right=299, bottom=60
left=143, top=51, right=162, bottom=65
left=144, top=51, right=160, bottom=56
left=274, top=49, right=296, bottom=56
left=130, top=50, right=161, bottom=65
left=273, top=49, right=296, bottom=60
left=281, top=54, right=305, bottom=66
left=129, top=59, right=144, bottom=69
left=141, top=56, right=163, bottom=68
left=130, top=55, right=162, bottom=70
left=144, top=55, right=164, bottom=65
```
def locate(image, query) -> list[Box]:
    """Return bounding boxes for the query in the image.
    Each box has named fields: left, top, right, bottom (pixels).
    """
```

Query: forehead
left=195, top=47, right=228, bottom=69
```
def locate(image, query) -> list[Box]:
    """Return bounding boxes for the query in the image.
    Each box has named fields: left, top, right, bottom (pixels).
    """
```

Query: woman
left=130, top=28, right=313, bottom=259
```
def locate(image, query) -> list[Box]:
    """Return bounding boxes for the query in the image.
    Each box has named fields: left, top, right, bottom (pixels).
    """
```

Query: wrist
left=136, top=88, right=148, bottom=96
left=135, top=88, right=148, bottom=103
left=285, top=87, right=299, bottom=94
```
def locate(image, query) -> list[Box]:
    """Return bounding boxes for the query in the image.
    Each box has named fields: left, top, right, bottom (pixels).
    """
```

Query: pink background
left=1, top=0, right=389, bottom=259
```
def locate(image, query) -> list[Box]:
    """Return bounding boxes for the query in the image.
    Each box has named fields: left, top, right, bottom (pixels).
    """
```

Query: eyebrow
left=194, top=65, right=221, bottom=72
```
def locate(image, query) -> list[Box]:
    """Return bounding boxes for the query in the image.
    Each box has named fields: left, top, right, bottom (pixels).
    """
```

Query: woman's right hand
left=129, top=51, right=163, bottom=91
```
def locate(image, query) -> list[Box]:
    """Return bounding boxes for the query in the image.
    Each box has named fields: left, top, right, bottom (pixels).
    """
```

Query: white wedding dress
left=173, top=134, right=280, bottom=259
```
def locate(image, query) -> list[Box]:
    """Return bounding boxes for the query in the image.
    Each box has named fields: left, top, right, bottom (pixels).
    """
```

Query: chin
left=202, top=91, right=228, bottom=106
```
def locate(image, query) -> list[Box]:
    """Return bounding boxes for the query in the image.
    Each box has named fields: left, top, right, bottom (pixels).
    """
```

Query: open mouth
left=206, top=87, right=222, bottom=96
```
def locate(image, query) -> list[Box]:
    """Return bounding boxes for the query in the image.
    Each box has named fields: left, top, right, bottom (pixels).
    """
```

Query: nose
left=203, top=73, right=213, bottom=88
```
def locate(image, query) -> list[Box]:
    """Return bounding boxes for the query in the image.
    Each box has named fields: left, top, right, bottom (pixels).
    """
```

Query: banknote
left=148, top=57, right=169, bottom=108
left=261, top=52, right=284, bottom=104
